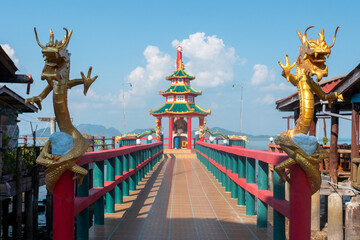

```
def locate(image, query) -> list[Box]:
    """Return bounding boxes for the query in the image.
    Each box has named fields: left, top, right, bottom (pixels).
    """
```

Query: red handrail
left=196, top=141, right=311, bottom=240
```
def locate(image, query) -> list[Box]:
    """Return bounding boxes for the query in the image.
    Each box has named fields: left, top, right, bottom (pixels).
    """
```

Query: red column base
left=53, top=171, right=75, bottom=240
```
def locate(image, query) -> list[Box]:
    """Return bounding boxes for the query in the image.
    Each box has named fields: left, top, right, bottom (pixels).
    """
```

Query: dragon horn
left=34, top=27, right=45, bottom=48
left=304, top=26, right=315, bottom=46
left=49, top=29, right=54, bottom=46
left=57, top=28, right=72, bottom=49
left=329, top=26, right=341, bottom=48
left=319, top=28, right=324, bottom=42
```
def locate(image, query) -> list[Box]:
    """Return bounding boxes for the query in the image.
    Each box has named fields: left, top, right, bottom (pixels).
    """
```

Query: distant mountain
left=22, top=124, right=122, bottom=138
left=77, top=124, right=121, bottom=137
left=22, top=124, right=271, bottom=139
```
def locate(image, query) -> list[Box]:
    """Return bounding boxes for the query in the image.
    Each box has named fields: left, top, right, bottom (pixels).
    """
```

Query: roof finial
left=176, top=46, right=183, bottom=70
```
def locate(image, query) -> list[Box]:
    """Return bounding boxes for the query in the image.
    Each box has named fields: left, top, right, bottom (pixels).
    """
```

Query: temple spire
left=176, top=46, right=184, bottom=70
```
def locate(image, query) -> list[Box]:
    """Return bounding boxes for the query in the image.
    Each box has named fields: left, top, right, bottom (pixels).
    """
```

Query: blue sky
left=1, top=0, right=359, bottom=139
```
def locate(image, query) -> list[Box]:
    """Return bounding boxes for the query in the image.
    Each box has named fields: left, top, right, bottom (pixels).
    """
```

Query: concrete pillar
left=311, top=191, right=321, bottom=231
left=50, top=117, right=56, bottom=134
left=328, top=193, right=343, bottom=240
left=345, top=197, right=360, bottom=240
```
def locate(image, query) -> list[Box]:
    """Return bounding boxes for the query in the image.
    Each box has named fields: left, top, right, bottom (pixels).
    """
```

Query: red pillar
left=53, top=171, right=75, bottom=240
left=169, top=117, right=173, bottom=149
left=187, top=117, right=192, bottom=149
left=289, top=165, right=311, bottom=240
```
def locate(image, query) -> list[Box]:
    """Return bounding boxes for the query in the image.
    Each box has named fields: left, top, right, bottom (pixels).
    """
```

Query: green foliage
left=322, top=136, right=328, bottom=145
left=2, top=148, right=36, bottom=174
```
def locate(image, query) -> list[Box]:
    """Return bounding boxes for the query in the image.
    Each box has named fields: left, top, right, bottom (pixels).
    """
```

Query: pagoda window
left=185, top=80, right=189, bottom=85
left=188, top=96, right=194, bottom=103
left=178, top=79, right=183, bottom=84
left=172, top=80, right=176, bottom=85
left=176, top=95, right=185, bottom=102
left=167, top=95, right=174, bottom=102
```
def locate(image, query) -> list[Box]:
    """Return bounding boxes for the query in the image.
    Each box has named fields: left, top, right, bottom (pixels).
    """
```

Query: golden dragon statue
left=275, top=26, right=342, bottom=194
left=25, top=28, right=98, bottom=193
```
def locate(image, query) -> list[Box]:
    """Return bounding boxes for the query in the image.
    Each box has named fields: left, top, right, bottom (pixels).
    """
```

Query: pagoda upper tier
left=149, top=46, right=210, bottom=117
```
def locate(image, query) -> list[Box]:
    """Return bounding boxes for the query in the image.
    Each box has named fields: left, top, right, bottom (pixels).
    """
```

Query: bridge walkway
left=89, top=151, right=272, bottom=240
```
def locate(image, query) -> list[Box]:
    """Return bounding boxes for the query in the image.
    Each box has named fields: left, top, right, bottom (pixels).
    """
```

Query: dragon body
left=275, top=26, right=342, bottom=194
left=26, top=28, right=97, bottom=193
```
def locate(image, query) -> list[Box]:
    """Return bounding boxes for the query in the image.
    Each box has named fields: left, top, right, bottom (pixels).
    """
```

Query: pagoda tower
left=150, top=46, right=210, bottom=149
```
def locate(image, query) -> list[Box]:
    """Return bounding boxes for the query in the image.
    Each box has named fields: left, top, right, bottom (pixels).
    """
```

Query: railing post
left=257, top=161, right=268, bottom=228
left=225, top=152, right=231, bottom=192
left=53, top=171, right=74, bottom=240
left=115, top=156, right=123, bottom=204
left=289, top=165, right=311, bottom=240
left=94, top=161, right=104, bottom=225
left=129, top=153, right=136, bottom=191
left=237, top=156, right=246, bottom=206
left=245, top=157, right=255, bottom=215
left=273, top=169, right=285, bottom=240
left=101, top=136, right=105, bottom=150
left=230, top=154, right=238, bottom=199
left=90, top=136, right=95, bottom=152
left=123, top=154, right=129, bottom=197
left=106, top=157, right=115, bottom=213
left=76, top=164, right=89, bottom=239
left=112, top=136, right=116, bottom=149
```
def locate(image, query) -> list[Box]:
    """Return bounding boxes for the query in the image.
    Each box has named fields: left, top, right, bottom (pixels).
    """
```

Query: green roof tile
left=166, top=69, right=195, bottom=80
left=160, top=84, right=201, bottom=95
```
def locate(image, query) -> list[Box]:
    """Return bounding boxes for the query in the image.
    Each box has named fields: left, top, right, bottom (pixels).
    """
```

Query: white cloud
left=172, top=32, right=238, bottom=87
left=260, top=94, right=276, bottom=105
left=124, top=46, right=173, bottom=107
left=1, top=44, right=19, bottom=66
left=259, top=82, right=294, bottom=92
left=251, top=64, right=275, bottom=85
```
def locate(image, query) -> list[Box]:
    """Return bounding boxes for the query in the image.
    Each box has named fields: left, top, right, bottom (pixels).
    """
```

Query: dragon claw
left=82, top=67, right=98, bottom=95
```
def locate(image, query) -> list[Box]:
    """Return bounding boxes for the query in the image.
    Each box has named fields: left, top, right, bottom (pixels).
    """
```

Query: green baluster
left=225, top=153, right=231, bottom=192
left=76, top=164, right=89, bottom=239
left=246, top=157, right=255, bottom=215
left=273, top=170, right=285, bottom=240
left=106, top=157, right=115, bottom=213
left=115, top=156, right=123, bottom=204
left=237, top=156, right=246, bottom=206
left=231, top=154, right=238, bottom=199
left=129, top=153, right=136, bottom=191
left=94, top=161, right=104, bottom=225
left=257, top=161, right=268, bottom=228
left=123, top=154, right=129, bottom=197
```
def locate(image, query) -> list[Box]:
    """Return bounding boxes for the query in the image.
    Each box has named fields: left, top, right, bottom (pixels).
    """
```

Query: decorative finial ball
left=269, top=137, right=274, bottom=143
left=177, top=46, right=183, bottom=52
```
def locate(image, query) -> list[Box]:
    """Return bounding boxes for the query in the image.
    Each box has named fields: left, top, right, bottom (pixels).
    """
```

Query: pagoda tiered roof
left=149, top=45, right=210, bottom=118
left=150, top=102, right=210, bottom=116
left=159, top=84, right=201, bottom=95
left=165, top=69, right=195, bottom=80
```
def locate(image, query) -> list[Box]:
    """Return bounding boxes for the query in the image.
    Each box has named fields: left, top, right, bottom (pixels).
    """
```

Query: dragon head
left=34, top=28, right=72, bottom=84
left=297, top=26, right=340, bottom=81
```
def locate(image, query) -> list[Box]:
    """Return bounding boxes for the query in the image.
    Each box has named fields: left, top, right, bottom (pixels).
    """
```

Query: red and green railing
left=196, top=141, right=312, bottom=240
left=52, top=141, right=163, bottom=240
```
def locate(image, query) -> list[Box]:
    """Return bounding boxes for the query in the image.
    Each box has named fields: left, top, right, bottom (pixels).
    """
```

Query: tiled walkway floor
left=89, top=156, right=272, bottom=240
